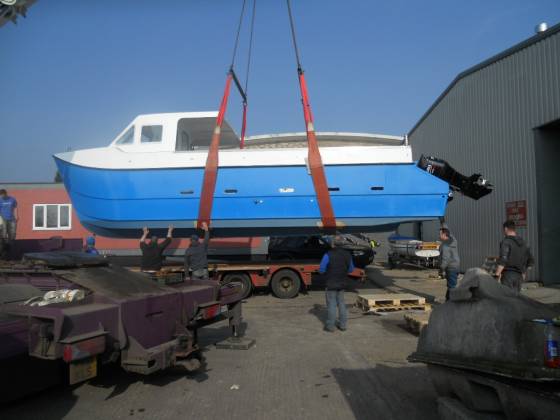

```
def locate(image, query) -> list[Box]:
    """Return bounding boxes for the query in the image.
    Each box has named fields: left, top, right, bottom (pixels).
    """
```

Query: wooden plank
left=367, top=304, right=431, bottom=313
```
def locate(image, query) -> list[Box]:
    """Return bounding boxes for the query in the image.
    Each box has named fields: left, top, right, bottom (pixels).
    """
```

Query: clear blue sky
left=2, top=0, right=559, bottom=182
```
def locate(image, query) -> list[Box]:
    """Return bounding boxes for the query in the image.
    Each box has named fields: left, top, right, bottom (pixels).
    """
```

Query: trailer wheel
left=270, top=269, right=301, bottom=299
left=222, top=273, right=252, bottom=299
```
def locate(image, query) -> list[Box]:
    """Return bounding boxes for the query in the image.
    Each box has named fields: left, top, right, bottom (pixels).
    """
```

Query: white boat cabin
left=111, top=112, right=240, bottom=153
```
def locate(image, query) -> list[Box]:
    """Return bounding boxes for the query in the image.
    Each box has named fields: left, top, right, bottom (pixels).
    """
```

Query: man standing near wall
left=0, top=189, right=17, bottom=242
left=439, top=225, right=460, bottom=301
left=319, top=235, right=355, bottom=332
left=495, top=220, right=534, bottom=292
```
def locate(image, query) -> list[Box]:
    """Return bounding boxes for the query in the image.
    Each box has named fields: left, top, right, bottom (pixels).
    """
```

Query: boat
left=53, top=111, right=491, bottom=238
left=387, top=234, right=440, bottom=269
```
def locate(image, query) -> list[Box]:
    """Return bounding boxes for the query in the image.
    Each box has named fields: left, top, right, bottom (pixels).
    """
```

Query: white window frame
left=32, top=204, right=72, bottom=231
left=140, top=124, right=163, bottom=144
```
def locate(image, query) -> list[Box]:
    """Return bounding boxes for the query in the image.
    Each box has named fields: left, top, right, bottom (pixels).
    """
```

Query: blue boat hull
left=54, top=158, right=450, bottom=238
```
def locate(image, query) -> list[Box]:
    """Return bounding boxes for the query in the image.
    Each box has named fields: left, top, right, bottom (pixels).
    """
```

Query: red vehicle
left=207, top=261, right=366, bottom=299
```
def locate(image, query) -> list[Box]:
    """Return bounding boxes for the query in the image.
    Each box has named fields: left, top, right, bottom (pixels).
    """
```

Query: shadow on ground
left=1, top=386, right=79, bottom=420
left=332, top=364, right=439, bottom=420
left=365, top=265, right=440, bottom=304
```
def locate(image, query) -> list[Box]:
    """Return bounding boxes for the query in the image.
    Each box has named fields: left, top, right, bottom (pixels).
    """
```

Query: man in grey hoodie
left=495, top=220, right=534, bottom=292
left=439, top=226, right=460, bottom=301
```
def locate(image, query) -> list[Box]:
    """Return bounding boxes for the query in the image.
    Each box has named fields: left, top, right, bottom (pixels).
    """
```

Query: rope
left=286, top=0, right=302, bottom=72
left=230, top=0, right=247, bottom=69
left=244, top=0, right=257, bottom=97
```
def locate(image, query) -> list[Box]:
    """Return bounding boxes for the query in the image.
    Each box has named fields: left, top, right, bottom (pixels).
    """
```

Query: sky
left=1, top=0, right=559, bottom=182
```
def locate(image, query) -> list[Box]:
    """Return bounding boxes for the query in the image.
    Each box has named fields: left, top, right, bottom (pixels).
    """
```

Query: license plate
left=69, top=356, right=97, bottom=385
left=221, top=305, right=228, bottom=313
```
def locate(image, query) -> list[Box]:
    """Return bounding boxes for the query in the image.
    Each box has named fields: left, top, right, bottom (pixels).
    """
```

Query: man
left=0, top=215, right=6, bottom=259
left=495, top=220, right=534, bottom=292
left=439, top=225, right=460, bottom=301
left=140, top=225, right=174, bottom=272
left=0, top=189, right=17, bottom=242
left=84, top=235, right=99, bottom=255
left=319, top=235, right=355, bottom=332
left=184, top=222, right=210, bottom=280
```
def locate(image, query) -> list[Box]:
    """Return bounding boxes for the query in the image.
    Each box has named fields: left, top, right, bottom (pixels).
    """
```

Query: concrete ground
left=2, top=264, right=558, bottom=420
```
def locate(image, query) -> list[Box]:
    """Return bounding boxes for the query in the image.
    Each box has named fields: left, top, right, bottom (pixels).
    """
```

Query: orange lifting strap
left=196, top=73, right=233, bottom=229
left=297, top=69, right=337, bottom=230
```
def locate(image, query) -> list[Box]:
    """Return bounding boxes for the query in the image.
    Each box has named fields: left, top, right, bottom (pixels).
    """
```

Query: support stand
left=215, top=301, right=255, bottom=350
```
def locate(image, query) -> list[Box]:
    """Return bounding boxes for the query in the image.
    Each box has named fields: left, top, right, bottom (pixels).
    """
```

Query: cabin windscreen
left=175, top=117, right=239, bottom=151
left=116, top=126, right=134, bottom=145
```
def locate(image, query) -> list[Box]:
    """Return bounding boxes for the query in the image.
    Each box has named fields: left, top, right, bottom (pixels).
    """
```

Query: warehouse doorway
left=535, top=119, right=560, bottom=286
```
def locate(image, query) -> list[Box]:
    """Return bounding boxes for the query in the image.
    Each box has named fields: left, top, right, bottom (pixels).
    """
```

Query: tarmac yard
left=3, top=265, right=558, bottom=420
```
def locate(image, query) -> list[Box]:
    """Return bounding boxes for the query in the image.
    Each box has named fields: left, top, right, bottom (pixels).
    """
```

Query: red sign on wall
left=506, top=200, right=527, bottom=227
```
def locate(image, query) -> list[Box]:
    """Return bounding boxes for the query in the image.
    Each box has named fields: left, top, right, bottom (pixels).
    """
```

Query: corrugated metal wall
left=409, top=30, right=560, bottom=281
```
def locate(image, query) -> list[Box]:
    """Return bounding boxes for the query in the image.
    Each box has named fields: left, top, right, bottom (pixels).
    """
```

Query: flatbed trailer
left=0, top=252, right=246, bottom=403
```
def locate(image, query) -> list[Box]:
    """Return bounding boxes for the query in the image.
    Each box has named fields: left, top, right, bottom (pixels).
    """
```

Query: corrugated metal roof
left=409, top=22, right=560, bottom=136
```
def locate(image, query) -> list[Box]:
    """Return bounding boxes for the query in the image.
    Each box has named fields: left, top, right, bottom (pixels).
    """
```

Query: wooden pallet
left=404, top=312, right=431, bottom=335
left=356, top=293, right=430, bottom=313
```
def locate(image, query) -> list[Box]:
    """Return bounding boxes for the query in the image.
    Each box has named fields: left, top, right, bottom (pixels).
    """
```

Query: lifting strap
left=196, top=73, right=233, bottom=229
left=197, top=0, right=255, bottom=228
left=287, top=0, right=337, bottom=231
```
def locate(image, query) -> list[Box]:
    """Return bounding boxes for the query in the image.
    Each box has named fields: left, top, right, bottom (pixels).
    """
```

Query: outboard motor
left=417, top=155, right=493, bottom=200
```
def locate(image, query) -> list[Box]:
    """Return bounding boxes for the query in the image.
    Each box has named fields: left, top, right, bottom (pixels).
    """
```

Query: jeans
left=445, top=269, right=459, bottom=301
left=326, top=289, right=347, bottom=330
left=7, top=220, right=16, bottom=240
left=502, top=270, right=522, bottom=293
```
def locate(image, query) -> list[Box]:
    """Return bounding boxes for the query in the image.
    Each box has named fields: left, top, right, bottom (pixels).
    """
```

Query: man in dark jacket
left=184, top=222, right=210, bottom=280
left=140, top=225, right=173, bottom=272
left=319, top=235, right=355, bottom=332
left=439, top=225, right=460, bottom=301
left=495, top=220, right=534, bottom=292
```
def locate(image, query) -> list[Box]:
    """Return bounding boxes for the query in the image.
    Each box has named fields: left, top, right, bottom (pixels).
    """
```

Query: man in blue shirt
left=319, top=235, right=355, bottom=332
left=84, top=236, right=100, bottom=255
left=0, top=189, right=17, bottom=241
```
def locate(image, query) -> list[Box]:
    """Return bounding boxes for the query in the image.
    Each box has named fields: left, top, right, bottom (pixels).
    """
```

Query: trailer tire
left=270, top=269, right=301, bottom=299
left=222, top=273, right=252, bottom=299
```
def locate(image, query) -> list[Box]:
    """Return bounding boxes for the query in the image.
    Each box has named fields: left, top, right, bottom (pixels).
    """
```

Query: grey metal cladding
left=408, top=28, right=560, bottom=280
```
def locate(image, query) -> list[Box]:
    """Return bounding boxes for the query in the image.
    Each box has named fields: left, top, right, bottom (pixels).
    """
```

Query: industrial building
left=408, top=23, right=560, bottom=284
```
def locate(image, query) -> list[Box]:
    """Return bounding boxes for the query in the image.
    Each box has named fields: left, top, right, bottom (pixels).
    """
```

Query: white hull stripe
left=55, top=145, right=413, bottom=170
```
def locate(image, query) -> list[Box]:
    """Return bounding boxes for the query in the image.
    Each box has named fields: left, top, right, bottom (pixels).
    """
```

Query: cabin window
left=176, top=130, right=192, bottom=151
left=175, top=117, right=239, bottom=151
left=33, top=204, right=72, bottom=230
left=115, top=126, right=134, bottom=145
left=141, top=125, right=163, bottom=143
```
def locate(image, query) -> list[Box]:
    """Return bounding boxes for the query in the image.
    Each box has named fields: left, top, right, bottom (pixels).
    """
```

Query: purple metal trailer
left=0, top=252, right=245, bottom=402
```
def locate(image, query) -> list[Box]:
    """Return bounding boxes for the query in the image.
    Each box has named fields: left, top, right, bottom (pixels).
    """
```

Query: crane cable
left=240, top=0, right=257, bottom=148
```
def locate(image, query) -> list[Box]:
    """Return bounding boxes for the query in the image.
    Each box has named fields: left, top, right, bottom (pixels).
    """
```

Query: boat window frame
left=115, top=126, right=135, bottom=145
left=140, top=125, right=163, bottom=144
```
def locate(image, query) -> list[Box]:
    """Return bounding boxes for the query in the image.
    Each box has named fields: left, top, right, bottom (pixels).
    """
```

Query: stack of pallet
left=356, top=293, right=430, bottom=314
